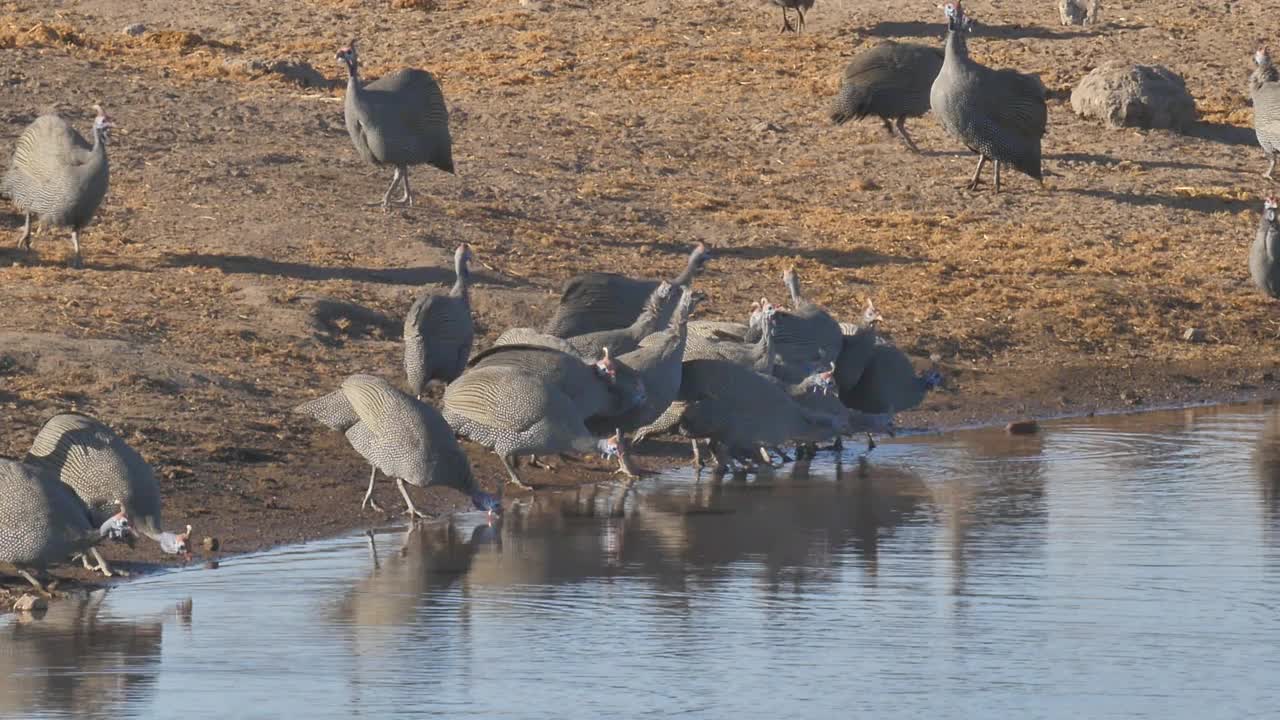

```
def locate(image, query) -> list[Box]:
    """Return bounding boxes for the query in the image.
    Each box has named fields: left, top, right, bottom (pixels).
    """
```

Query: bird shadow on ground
left=861, top=20, right=1096, bottom=41
left=721, top=244, right=920, bottom=269
left=1063, top=188, right=1250, bottom=214
left=165, top=253, right=523, bottom=288
left=1048, top=151, right=1236, bottom=172
left=1185, top=122, right=1258, bottom=148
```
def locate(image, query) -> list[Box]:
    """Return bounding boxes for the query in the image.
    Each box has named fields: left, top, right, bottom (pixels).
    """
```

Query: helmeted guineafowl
left=770, top=0, right=816, bottom=33
left=930, top=2, right=1047, bottom=192
left=1, top=105, right=112, bottom=268
left=831, top=41, right=945, bottom=153
left=0, top=458, right=132, bottom=594
left=337, top=40, right=453, bottom=210
left=544, top=243, right=710, bottom=338
left=833, top=299, right=883, bottom=397
left=589, top=287, right=699, bottom=475
left=295, top=374, right=496, bottom=518
left=1251, top=196, right=1280, bottom=298
left=674, top=360, right=842, bottom=472
left=25, top=413, right=191, bottom=577
left=842, top=341, right=942, bottom=417
left=1251, top=47, right=1280, bottom=180
left=442, top=346, right=641, bottom=489
left=750, top=268, right=843, bottom=382
left=404, top=244, right=475, bottom=397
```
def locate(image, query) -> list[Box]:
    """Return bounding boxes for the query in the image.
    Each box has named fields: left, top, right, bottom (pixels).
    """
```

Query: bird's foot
left=67, top=254, right=83, bottom=270
left=361, top=496, right=385, bottom=513
left=403, top=508, right=429, bottom=521
left=528, top=457, right=556, bottom=471
left=506, top=478, right=534, bottom=491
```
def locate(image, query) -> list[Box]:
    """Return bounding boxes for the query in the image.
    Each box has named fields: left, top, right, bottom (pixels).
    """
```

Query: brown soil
left=3, top=0, right=1280, bottom=609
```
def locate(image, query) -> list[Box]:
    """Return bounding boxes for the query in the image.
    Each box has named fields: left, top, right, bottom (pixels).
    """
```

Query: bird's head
left=336, top=39, right=358, bottom=72
left=470, top=490, right=502, bottom=518
left=941, top=2, right=973, bottom=32
left=158, top=525, right=193, bottom=558
left=594, top=348, right=617, bottom=382
left=689, top=242, right=711, bottom=273
left=923, top=369, right=944, bottom=390
left=91, top=104, right=114, bottom=141
left=1266, top=196, right=1279, bottom=223
left=813, top=362, right=837, bottom=395
left=1257, top=46, right=1272, bottom=68
left=598, top=431, right=621, bottom=459
left=99, top=504, right=134, bottom=545
left=861, top=298, right=883, bottom=325
left=455, top=243, right=473, bottom=275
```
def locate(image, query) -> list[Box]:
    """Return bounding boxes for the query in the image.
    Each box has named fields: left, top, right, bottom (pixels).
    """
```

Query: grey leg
left=361, top=466, right=384, bottom=512
left=18, top=570, right=50, bottom=597
left=378, top=167, right=403, bottom=210
left=691, top=439, right=705, bottom=468
left=365, top=530, right=380, bottom=569
left=502, top=454, right=532, bottom=490
left=615, top=432, right=640, bottom=476
left=68, top=230, right=83, bottom=269
left=968, top=156, right=987, bottom=190
left=90, top=547, right=126, bottom=577
left=779, top=7, right=793, bottom=32
left=1267, top=154, right=1277, bottom=180
left=895, top=117, right=920, bottom=153
left=396, top=479, right=428, bottom=520
left=398, top=166, right=413, bottom=207
left=796, top=7, right=806, bottom=32
left=882, top=118, right=895, bottom=136
left=528, top=455, right=556, bottom=470
left=15, top=212, right=31, bottom=250
left=994, top=160, right=1002, bottom=194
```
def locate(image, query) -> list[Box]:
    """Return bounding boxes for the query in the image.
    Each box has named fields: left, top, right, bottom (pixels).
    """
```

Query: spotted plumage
left=544, top=243, right=710, bottom=338
left=338, top=40, right=453, bottom=209
left=295, top=374, right=491, bottom=517
left=0, top=458, right=132, bottom=592
left=25, top=413, right=189, bottom=562
left=1252, top=47, right=1280, bottom=179
left=1250, top=197, right=1280, bottom=298
left=831, top=41, right=944, bottom=153
left=930, top=2, right=1047, bottom=192
left=404, top=244, right=475, bottom=396
left=1, top=106, right=112, bottom=267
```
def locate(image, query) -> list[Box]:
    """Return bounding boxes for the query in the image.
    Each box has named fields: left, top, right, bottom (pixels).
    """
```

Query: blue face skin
left=471, top=491, right=502, bottom=516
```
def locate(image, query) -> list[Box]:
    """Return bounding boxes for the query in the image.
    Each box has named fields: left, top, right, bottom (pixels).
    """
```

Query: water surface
left=4, top=404, right=1280, bottom=719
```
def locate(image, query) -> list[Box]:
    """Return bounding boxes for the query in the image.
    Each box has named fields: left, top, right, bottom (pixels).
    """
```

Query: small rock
left=1006, top=420, right=1039, bottom=435
left=202, top=536, right=220, bottom=552
left=752, top=121, right=785, bottom=134
left=1070, top=62, right=1196, bottom=132
left=123, top=23, right=146, bottom=37
left=204, top=560, right=220, bottom=570
left=1120, top=389, right=1141, bottom=403
left=14, top=594, right=47, bottom=613
left=268, top=59, right=326, bottom=89
left=1182, top=327, right=1206, bottom=343
left=1263, top=371, right=1275, bottom=382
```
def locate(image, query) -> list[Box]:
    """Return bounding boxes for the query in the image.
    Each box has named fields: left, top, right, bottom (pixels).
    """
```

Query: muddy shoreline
left=6, top=368, right=1277, bottom=614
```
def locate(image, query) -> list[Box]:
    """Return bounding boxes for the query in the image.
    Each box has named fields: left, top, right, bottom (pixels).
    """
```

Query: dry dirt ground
left=3, top=0, right=1280, bottom=607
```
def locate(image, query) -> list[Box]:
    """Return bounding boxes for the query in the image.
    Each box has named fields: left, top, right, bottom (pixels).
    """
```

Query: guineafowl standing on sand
left=404, top=244, right=475, bottom=398
left=1251, top=197, right=1280, bottom=298
left=25, top=413, right=191, bottom=578
left=0, top=458, right=133, bottom=595
left=294, top=374, right=498, bottom=519
left=831, top=41, right=944, bottom=153
left=1, top=105, right=112, bottom=268
left=544, top=243, right=710, bottom=338
left=771, top=0, right=815, bottom=33
left=1251, top=47, right=1280, bottom=180
left=930, top=3, right=1047, bottom=192
left=337, top=40, right=453, bottom=209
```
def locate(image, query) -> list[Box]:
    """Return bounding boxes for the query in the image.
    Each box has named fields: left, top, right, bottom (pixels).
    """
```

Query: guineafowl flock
left=4, top=0, right=1280, bottom=594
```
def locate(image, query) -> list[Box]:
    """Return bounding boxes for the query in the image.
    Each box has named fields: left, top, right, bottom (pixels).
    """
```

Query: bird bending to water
left=295, top=374, right=497, bottom=518
left=0, top=459, right=133, bottom=595
left=1, top=105, right=112, bottom=268
left=25, top=413, right=191, bottom=577
left=337, top=39, right=453, bottom=209
left=930, top=2, right=1047, bottom=192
